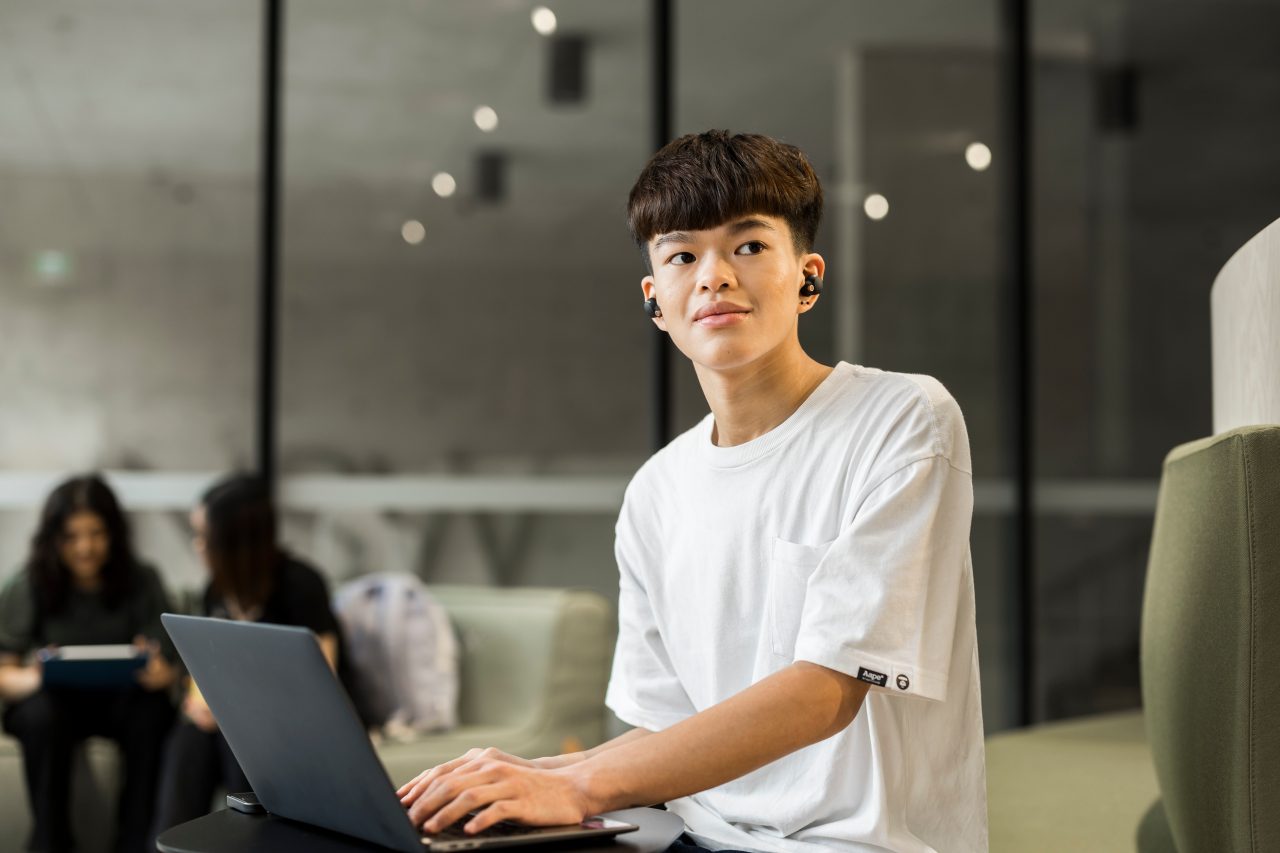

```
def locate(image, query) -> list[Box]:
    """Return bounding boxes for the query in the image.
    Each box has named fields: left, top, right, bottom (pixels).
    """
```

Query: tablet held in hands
left=38, top=644, right=147, bottom=688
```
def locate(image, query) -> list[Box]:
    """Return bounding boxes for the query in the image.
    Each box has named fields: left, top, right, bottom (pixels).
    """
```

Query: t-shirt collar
left=699, top=362, right=856, bottom=469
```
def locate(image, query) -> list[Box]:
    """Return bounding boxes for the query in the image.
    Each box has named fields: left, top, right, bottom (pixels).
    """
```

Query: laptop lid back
left=161, top=614, right=422, bottom=853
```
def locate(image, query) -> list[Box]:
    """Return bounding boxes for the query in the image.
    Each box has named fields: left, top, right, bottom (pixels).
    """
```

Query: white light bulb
left=965, top=142, right=993, bottom=172
left=401, top=220, right=426, bottom=245
left=531, top=6, right=557, bottom=36
left=473, top=105, right=498, bottom=133
left=863, top=194, right=889, bottom=221
left=431, top=172, right=457, bottom=198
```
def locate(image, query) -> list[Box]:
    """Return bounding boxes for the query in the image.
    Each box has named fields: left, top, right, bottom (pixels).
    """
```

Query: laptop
left=161, top=614, right=638, bottom=851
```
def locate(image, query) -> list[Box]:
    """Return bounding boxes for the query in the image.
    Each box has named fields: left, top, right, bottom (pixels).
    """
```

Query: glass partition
left=676, top=0, right=1015, bottom=730
left=277, top=1, right=652, bottom=599
left=0, top=1, right=259, bottom=589
left=1030, top=0, right=1280, bottom=719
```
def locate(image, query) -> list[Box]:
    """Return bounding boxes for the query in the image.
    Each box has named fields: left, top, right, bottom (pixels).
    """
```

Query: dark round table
left=157, top=807, right=685, bottom=853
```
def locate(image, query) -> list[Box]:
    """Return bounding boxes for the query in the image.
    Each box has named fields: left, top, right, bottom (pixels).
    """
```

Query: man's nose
left=695, top=256, right=735, bottom=292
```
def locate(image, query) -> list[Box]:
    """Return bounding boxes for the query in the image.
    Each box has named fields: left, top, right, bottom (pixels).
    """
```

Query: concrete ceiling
left=0, top=0, right=1134, bottom=271
left=0, top=0, right=1009, bottom=179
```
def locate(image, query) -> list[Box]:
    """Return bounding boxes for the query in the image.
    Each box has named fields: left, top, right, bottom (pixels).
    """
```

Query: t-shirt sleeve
left=605, top=488, right=698, bottom=732
left=0, top=572, right=36, bottom=656
left=792, top=454, right=974, bottom=702
left=284, top=562, right=341, bottom=638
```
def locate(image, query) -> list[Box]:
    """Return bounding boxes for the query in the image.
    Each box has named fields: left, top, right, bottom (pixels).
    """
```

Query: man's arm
left=401, top=661, right=869, bottom=833
left=574, top=662, right=868, bottom=808
left=532, top=726, right=654, bottom=769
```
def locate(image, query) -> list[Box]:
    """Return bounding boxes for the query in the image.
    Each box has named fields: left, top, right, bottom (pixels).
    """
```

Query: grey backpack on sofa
left=334, top=573, right=459, bottom=734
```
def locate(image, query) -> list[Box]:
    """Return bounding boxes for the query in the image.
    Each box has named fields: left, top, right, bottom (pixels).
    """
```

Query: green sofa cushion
left=986, top=711, right=1161, bottom=853
left=1141, top=425, right=1280, bottom=853
left=375, top=585, right=615, bottom=793
left=429, top=585, right=613, bottom=739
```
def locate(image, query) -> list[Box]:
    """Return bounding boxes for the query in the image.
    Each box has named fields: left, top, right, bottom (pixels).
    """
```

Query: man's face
left=642, top=214, right=823, bottom=373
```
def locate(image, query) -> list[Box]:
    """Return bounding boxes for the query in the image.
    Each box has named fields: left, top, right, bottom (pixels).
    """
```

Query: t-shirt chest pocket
left=769, top=537, right=834, bottom=659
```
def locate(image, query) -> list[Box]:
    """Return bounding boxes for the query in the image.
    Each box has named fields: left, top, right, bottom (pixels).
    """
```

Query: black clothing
left=0, top=561, right=176, bottom=853
left=151, top=555, right=341, bottom=844
left=0, top=563, right=175, bottom=662
left=3, top=686, right=175, bottom=853
left=152, top=724, right=249, bottom=838
left=201, top=555, right=339, bottom=638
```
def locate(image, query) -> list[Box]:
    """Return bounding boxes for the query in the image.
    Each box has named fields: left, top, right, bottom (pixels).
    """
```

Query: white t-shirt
left=605, top=362, right=987, bottom=853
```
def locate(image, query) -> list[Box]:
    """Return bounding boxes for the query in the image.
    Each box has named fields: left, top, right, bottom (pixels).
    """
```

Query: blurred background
left=2, top=0, right=1279, bottom=734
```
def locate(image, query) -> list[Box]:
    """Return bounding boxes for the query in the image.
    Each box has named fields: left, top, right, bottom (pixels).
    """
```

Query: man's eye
left=669, top=252, right=695, bottom=265
left=735, top=241, right=766, bottom=255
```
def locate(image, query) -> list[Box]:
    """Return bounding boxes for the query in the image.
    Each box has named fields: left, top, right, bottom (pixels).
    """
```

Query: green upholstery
left=986, top=712, right=1160, bottom=853
left=378, top=585, right=615, bottom=784
left=432, top=585, right=610, bottom=732
left=1141, top=425, right=1280, bottom=852
left=988, top=425, right=1280, bottom=851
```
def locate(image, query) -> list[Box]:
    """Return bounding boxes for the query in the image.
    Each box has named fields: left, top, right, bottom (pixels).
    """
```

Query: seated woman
left=151, top=473, right=342, bottom=839
left=0, top=475, right=178, bottom=853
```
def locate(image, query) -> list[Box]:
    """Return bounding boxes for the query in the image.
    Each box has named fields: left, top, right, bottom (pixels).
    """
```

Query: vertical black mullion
left=649, top=0, right=674, bottom=451
left=257, top=0, right=284, bottom=490
left=1001, top=0, right=1035, bottom=726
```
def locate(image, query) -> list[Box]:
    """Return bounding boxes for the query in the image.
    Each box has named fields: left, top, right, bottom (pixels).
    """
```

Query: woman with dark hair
left=151, top=473, right=342, bottom=839
left=0, top=475, right=177, bottom=853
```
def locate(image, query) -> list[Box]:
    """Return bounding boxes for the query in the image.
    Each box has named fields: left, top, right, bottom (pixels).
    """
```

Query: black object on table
left=156, top=807, right=685, bottom=853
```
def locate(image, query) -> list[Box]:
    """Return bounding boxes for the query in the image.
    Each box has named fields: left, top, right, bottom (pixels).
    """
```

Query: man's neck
left=696, top=346, right=834, bottom=447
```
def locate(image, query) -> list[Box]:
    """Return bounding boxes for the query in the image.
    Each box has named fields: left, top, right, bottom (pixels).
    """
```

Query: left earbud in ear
left=801, top=274, right=823, bottom=297
left=643, top=297, right=663, bottom=318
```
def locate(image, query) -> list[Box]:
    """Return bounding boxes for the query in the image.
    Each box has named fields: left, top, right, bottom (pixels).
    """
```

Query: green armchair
left=987, top=425, right=1280, bottom=852
left=1140, top=426, right=1280, bottom=852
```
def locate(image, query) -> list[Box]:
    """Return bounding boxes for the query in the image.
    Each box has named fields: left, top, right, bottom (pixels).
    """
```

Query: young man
left=399, top=131, right=986, bottom=852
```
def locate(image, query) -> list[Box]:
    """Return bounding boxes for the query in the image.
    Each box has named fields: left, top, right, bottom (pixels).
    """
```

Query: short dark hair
left=27, top=474, right=139, bottom=616
left=627, top=130, right=823, bottom=265
left=201, top=473, right=279, bottom=611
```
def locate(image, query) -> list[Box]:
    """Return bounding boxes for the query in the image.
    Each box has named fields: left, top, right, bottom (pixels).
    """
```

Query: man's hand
left=398, top=747, right=535, bottom=808
left=398, top=747, right=588, bottom=810
left=398, top=748, right=593, bottom=835
left=133, top=637, right=177, bottom=692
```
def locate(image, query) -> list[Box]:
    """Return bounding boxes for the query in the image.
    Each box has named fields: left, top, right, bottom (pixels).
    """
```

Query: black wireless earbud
left=643, top=297, right=662, bottom=318
left=800, top=274, right=823, bottom=298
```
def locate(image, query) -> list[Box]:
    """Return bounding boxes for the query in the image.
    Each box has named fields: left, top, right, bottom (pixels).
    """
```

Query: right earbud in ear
left=643, top=297, right=662, bottom=318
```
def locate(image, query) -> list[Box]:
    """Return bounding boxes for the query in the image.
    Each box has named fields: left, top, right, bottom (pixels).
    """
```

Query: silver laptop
left=161, top=614, right=638, bottom=851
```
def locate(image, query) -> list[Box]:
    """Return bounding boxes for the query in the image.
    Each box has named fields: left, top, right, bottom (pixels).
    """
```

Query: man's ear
left=641, top=276, right=667, bottom=332
left=803, top=253, right=827, bottom=283
left=798, top=252, right=827, bottom=315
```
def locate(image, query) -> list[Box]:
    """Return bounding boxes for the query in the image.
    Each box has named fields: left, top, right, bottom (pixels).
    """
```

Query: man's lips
left=693, top=302, right=751, bottom=322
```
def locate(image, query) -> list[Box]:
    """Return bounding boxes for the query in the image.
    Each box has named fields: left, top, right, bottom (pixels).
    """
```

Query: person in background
left=151, top=473, right=342, bottom=840
left=0, top=475, right=178, bottom=853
